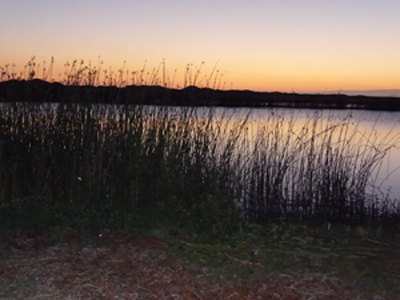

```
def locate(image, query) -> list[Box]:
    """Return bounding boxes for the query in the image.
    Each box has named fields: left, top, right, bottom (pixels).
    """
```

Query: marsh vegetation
left=0, top=103, right=399, bottom=238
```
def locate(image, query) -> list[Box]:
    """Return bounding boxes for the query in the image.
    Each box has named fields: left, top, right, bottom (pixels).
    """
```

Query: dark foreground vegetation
left=1, top=79, right=400, bottom=110
left=1, top=102, right=399, bottom=239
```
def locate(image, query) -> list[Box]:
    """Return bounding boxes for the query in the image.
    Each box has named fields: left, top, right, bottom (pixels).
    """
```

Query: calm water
left=137, top=105, right=400, bottom=201
left=216, top=107, right=400, bottom=202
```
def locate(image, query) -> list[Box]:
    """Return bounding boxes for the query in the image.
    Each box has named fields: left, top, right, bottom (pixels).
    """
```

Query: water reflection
left=248, top=108, right=400, bottom=201
left=178, top=106, right=400, bottom=201
left=2, top=103, right=399, bottom=203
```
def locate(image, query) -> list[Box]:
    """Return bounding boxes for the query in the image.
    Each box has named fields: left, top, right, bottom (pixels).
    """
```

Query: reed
left=242, top=112, right=399, bottom=224
left=0, top=103, right=246, bottom=237
left=0, top=103, right=398, bottom=237
left=0, top=57, right=225, bottom=90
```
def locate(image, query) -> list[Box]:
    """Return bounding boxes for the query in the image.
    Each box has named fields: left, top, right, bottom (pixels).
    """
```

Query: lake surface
left=193, top=106, right=400, bottom=202
left=109, top=104, right=400, bottom=202
left=261, top=108, right=400, bottom=201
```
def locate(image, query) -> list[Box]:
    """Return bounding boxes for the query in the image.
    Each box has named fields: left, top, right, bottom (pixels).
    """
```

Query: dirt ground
left=0, top=230, right=396, bottom=299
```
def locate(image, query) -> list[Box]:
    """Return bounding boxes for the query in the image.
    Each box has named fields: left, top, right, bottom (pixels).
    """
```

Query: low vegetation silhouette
left=1, top=57, right=399, bottom=109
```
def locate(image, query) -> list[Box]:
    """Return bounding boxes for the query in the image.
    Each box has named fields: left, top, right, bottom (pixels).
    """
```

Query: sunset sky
left=1, top=0, right=399, bottom=94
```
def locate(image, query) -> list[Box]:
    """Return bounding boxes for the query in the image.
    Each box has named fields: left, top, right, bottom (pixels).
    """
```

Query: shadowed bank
left=1, top=79, right=400, bottom=110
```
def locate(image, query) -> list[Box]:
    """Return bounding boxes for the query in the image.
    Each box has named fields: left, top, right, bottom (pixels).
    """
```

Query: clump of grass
left=0, top=104, right=398, bottom=238
left=0, top=103, right=246, bottom=239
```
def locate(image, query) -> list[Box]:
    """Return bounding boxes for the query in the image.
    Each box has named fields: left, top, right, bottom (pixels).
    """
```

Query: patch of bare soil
left=0, top=231, right=393, bottom=299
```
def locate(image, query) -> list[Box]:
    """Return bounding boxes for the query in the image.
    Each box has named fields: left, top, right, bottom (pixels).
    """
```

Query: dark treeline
left=1, top=79, right=400, bottom=110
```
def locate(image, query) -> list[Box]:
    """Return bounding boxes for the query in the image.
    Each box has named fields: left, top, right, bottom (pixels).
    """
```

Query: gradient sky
left=1, top=0, right=399, bottom=93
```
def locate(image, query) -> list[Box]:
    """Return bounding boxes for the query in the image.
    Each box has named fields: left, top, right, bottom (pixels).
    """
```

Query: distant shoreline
left=1, top=79, right=400, bottom=111
left=326, top=90, right=400, bottom=98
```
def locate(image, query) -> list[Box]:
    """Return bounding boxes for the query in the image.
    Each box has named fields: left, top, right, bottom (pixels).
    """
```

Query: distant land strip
left=1, top=79, right=400, bottom=111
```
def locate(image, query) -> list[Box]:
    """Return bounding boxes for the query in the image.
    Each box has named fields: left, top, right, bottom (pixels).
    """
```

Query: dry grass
left=0, top=228, right=398, bottom=299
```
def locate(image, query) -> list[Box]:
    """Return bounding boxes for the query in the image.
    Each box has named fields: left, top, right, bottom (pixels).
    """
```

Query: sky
left=1, top=0, right=400, bottom=94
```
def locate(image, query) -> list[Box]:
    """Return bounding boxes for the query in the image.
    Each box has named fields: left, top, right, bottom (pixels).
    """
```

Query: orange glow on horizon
left=1, top=55, right=399, bottom=95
